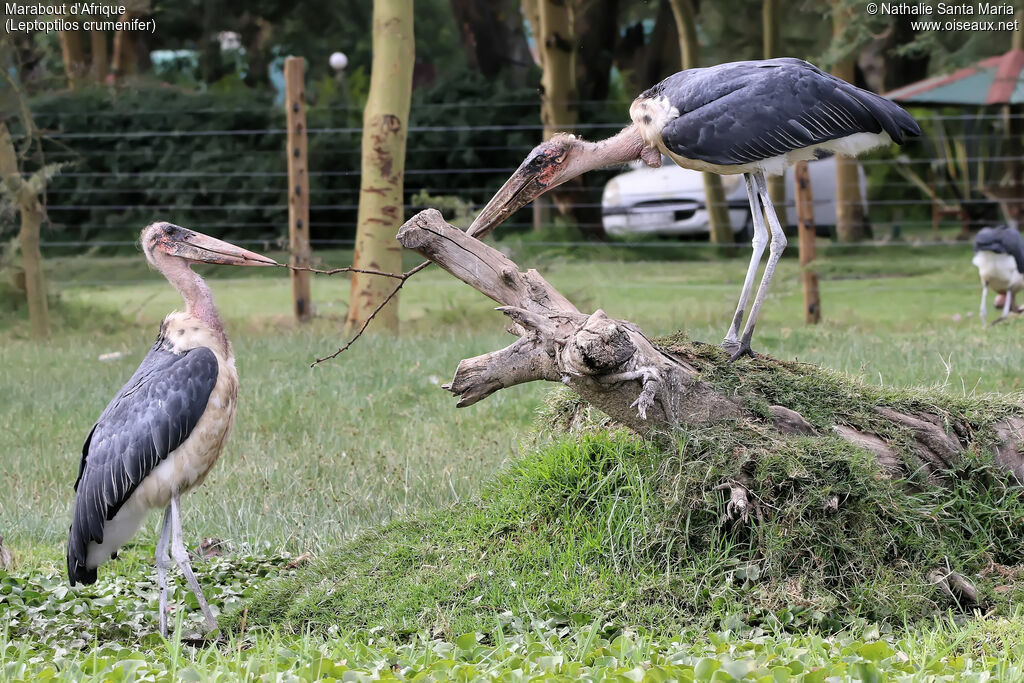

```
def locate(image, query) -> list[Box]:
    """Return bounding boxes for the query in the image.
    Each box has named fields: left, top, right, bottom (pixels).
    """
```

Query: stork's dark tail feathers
left=67, top=519, right=98, bottom=585
left=848, top=85, right=921, bottom=145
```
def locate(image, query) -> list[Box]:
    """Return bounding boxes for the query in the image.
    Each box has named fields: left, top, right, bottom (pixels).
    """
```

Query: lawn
left=3, top=244, right=1024, bottom=679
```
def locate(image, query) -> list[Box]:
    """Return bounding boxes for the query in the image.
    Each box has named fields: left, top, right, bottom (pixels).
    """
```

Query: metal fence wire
left=11, top=108, right=1023, bottom=254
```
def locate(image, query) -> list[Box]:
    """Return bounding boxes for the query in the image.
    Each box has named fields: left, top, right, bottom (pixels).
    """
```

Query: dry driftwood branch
left=398, top=209, right=739, bottom=433
left=396, top=209, right=1024, bottom=484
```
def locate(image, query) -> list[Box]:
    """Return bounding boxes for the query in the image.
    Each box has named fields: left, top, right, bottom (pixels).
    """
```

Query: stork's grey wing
left=974, top=227, right=999, bottom=252
left=1005, top=228, right=1024, bottom=274
left=67, top=341, right=218, bottom=585
left=648, top=58, right=920, bottom=167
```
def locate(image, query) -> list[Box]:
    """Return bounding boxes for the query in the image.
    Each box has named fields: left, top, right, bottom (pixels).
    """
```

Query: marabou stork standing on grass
left=66, top=223, right=276, bottom=637
left=972, top=225, right=1024, bottom=324
left=469, top=58, right=921, bottom=359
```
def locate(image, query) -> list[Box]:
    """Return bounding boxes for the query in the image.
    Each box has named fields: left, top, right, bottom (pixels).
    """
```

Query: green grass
left=3, top=245, right=1024, bottom=679
left=240, top=423, right=1024, bottom=635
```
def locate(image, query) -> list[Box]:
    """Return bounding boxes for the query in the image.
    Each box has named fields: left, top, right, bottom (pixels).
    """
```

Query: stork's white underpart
left=629, top=95, right=893, bottom=175
left=86, top=311, right=238, bottom=569
left=973, top=251, right=1024, bottom=294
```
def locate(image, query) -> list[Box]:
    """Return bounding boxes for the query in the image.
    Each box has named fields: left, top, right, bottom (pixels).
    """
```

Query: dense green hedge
left=27, top=72, right=576, bottom=249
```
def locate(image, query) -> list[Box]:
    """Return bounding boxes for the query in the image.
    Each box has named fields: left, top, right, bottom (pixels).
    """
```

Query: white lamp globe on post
left=329, top=52, right=348, bottom=73
left=329, top=51, right=349, bottom=108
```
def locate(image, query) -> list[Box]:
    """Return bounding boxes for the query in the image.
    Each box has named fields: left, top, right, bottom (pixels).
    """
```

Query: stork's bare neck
left=149, top=250, right=229, bottom=352
left=583, top=125, right=656, bottom=169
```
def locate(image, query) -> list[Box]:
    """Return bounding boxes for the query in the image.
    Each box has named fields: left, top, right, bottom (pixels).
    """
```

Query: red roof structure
left=886, top=49, right=1024, bottom=106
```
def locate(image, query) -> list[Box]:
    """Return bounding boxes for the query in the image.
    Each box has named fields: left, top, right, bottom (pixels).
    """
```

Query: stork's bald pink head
left=141, top=222, right=277, bottom=268
left=468, top=126, right=650, bottom=239
left=467, top=134, right=590, bottom=238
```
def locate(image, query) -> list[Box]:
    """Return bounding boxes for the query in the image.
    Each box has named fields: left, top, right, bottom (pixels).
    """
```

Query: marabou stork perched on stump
left=67, top=223, right=275, bottom=637
left=470, top=58, right=921, bottom=359
left=973, top=225, right=1024, bottom=324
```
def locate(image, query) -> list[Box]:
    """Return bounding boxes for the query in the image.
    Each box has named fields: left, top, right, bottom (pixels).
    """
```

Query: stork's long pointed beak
left=180, top=232, right=278, bottom=267
left=468, top=166, right=549, bottom=239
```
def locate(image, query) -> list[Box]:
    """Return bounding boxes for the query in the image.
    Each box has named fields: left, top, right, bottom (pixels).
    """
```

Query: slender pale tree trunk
left=345, top=0, right=414, bottom=335
left=831, top=5, right=870, bottom=242
left=763, top=0, right=788, bottom=231
left=0, top=123, right=49, bottom=339
left=537, top=0, right=575, bottom=142
left=668, top=0, right=733, bottom=245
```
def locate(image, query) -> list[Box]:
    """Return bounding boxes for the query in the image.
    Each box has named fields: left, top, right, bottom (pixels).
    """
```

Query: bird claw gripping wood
left=598, top=367, right=661, bottom=420
left=714, top=480, right=759, bottom=524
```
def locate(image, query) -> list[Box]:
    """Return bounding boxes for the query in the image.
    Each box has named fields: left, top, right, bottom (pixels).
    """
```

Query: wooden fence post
left=795, top=161, right=821, bottom=325
left=285, top=56, right=312, bottom=322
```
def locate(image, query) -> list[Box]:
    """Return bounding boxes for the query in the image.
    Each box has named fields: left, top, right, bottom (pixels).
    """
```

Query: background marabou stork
left=67, top=222, right=275, bottom=637
left=972, top=225, right=1024, bottom=324
left=469, top=58, right=921, bottom=359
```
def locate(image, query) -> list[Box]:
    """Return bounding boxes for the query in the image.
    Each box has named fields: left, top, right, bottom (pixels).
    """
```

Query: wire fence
left=9, top=106, right=1022, bottom=261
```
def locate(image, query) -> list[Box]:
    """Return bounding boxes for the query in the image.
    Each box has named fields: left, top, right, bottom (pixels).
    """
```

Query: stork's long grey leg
left=723, top=173, right=769, bottom=351
left=733, top=170, right=788, bottom=360
left=979, top=284, right=988, bottom=325
left=156, top=505, right=172, bottom=638
left=169, top=493, right=218, bottom=632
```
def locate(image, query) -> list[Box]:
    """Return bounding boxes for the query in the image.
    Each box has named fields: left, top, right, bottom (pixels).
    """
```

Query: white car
left=601, top=156, right=867, bottom=239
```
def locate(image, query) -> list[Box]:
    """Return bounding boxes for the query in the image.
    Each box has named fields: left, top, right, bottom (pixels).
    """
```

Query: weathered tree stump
left=397, top=209, right=1024, bottom=490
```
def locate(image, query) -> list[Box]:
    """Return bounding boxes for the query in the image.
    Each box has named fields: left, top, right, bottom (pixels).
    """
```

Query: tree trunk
left=450, top=0, right=532, bottom=86
left=522, top=0, right=553, bottom=234
left=345, top=0, right=415, bottom=336
left=567, top=0, right=620, bottom=239
left=111, top=10, right=137, bottom=83
left=573, top=0, right=618, bottom=105
left=111, top=7, right=145, bottom=83
left=89, top=29, right=108, bottom=84
left=199, top=0, right=226, bottom=85
left=762, top=0, right=788, bottom=232
left=397, top=209, right=1024, bottom=490
left=534, top=0, right=603, bottom=237
left=0, top=123, right=49, bottom=339
left=668, top=0, right=732, bottom=246
left=794, top=161, right=821, bottom=324
left=831, top=6, right=870, bottom=243
left=58, top=28, right=86, bottom=90
left=537, top=0, right=575, bottom=141
left=615, top=0, right=680, bottom=96
left=240, top=13, right=273, bottom=89
left=17, top=202, right=49, bottom=340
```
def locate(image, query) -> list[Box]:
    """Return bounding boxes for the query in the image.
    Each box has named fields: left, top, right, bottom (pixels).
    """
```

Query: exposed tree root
left=927, top=567, right=980, bottom=606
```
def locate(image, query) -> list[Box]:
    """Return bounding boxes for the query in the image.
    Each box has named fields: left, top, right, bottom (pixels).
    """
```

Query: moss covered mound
left=239, top=347, right=1024, bottom=638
